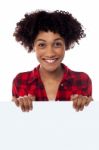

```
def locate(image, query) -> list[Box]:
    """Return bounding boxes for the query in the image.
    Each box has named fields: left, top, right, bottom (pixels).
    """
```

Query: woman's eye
left=54, top=42, right=62, bottom=47
left=38, top=43, right=46, bottom=48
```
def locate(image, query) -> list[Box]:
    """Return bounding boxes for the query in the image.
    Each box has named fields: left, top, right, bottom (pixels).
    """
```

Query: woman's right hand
left=12, top=94, right=35, bottom=112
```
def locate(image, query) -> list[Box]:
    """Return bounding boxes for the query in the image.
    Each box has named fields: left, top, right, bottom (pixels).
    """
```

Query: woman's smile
left=42, top=58, right=59, bottom=64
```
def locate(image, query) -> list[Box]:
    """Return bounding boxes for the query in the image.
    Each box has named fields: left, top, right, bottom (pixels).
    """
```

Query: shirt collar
left=28, top=65, right=41, bottom=84
left=61, top=63, right=69, bottom=82
left=28, top=63, right=69, bottom=84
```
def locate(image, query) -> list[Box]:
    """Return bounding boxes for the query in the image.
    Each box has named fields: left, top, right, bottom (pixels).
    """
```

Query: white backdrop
left=0, top=0, right=98, bottom=101
left=0, top=1, right=99, bottom=150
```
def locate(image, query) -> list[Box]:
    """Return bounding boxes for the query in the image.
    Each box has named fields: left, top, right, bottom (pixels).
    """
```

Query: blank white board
left=0, top=101, right=99, bottom=150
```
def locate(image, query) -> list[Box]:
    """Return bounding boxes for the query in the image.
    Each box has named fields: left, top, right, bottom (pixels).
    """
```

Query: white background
left=0, top=1, right=99, bottom=150
left=0, top=0, right=98, bottom=101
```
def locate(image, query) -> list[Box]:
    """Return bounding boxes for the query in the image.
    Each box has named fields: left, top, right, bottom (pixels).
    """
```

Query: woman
left=12, top=10, right=93, bottom=112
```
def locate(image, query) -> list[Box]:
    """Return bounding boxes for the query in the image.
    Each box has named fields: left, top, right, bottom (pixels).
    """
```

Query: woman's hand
left=71, top=94, right=93, bottom=111
left=12, top=94, right=35, bottom=112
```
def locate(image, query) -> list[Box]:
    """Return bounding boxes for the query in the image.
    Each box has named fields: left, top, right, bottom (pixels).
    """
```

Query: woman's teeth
left=44, top=59, right=57, bottom=63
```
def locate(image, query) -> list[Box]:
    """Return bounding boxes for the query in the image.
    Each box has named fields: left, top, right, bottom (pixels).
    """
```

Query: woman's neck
left=39, top=64, right=64, bottom=81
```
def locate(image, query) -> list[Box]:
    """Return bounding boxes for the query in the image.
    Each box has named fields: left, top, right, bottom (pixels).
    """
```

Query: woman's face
left=33, top=31, right=66, bottom=72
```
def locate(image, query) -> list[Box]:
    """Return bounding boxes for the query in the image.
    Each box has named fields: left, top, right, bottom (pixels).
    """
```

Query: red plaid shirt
left=12, top=63, right=92, bottom=101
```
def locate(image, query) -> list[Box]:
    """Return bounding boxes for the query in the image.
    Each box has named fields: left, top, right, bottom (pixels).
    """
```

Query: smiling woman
left=34, top=31, right=65, bottom=73
left=12, top=10, right=93, bottom=112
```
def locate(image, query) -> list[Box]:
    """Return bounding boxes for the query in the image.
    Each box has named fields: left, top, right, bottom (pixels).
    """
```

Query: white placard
left=0, top=101, right=99, bottom=150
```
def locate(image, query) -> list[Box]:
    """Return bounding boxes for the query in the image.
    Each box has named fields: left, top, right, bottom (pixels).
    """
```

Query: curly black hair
left=13, top=10, right=86, bottom=52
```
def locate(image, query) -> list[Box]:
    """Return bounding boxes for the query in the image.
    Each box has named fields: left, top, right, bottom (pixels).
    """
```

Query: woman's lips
left=43, top=58, right=58, bottom=64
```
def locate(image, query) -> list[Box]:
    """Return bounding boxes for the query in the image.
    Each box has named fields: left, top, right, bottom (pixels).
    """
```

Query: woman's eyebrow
left=35, top=39, right=46, bottom=42
left=54, top=38, right=64, bottom=41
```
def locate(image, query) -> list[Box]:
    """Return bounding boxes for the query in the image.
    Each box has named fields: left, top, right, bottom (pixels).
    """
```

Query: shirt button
left=61, top=83, right=64, bottom=86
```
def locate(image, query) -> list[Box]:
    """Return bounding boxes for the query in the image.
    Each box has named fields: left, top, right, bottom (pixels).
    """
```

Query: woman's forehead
left=35, top=31, right=64, bottom=42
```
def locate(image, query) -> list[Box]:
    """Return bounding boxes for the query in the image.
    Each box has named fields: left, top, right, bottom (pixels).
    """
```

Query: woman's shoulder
left=13, top=71, right=32, bottom=81
left=71, top=70, right=91, bottom=81
left=63, top=63, right=92, bottom=82
left=13, top=65, right=40, bottom=83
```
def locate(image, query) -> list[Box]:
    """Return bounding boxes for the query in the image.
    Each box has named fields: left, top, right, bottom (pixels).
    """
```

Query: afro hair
left=13, top=10, right=86, bottom=52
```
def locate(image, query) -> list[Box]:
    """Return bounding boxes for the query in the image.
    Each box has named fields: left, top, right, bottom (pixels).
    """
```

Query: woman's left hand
left=71, top=94, right=93, bottom=111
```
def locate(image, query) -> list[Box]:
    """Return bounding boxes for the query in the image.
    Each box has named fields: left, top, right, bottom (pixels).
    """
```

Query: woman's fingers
left=85, top=96, right=93, bottom=106
left=12, top=96, right=19, bottom=107
left=71, top=94, right=93, bottom=111
left=12, top=95, right=35, bottom=112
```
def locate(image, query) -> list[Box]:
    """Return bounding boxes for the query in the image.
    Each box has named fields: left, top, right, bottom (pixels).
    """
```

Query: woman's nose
left=46, top=45, right=55, bottom=57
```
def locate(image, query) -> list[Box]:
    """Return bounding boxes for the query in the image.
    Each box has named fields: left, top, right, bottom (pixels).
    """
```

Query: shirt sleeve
left=81, top=74, right=92, bottom=97
left=86, top=76, right=92, bottom=96
left=12, top=74, right=28, bottom=98
left=12, top=77, right=19, bottom=98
